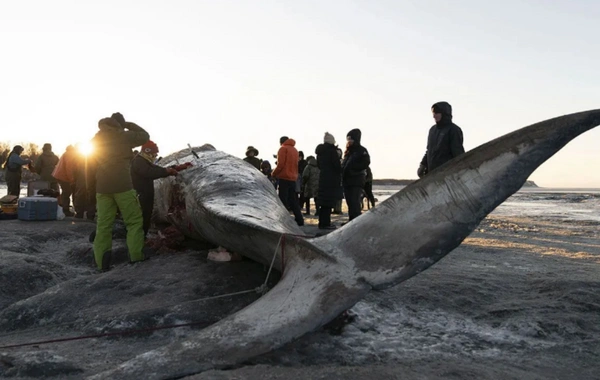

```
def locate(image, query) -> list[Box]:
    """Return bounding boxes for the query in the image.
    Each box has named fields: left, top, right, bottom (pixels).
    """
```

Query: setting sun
left=77, top=141, right=94, bottom=156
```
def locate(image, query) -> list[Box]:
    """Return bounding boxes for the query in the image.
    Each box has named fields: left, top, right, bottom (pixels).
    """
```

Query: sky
left=0, top=0, right=598, bottom=187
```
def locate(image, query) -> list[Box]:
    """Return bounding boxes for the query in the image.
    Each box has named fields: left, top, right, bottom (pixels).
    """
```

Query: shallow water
left=373, top=185, right=600, bottom=222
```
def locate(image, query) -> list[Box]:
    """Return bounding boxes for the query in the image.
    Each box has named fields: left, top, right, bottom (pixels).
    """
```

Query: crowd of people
left=241, top=101, right=464, bottom=230
left=1, top=101, right=465, bottom=268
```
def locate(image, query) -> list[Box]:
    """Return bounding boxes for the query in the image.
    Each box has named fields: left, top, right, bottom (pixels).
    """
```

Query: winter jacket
left=91, top=118, right=149, bottom=194
left=243, top=156, right=262, bottom=170
left=302, top=157, right=320, bottom=199
left=272, top=139, right=299, bottom=182
left=52, top=149, right=78, bottom=183
left=342, top=130, right=371, bottom=188
left=130, top=154, right=171, bottom=200
left=5, top=153, right=30, bottom=174
left=36, top=151, right=59, bottom=183
left=315, top=143, right=343, bottom=207
left=420, top=102, right=464, bottom=173
left=419, top=121, right=464, bottom=172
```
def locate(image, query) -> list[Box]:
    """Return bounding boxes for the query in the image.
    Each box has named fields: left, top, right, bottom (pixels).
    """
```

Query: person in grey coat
left=301, top=155, right=319, bottom=215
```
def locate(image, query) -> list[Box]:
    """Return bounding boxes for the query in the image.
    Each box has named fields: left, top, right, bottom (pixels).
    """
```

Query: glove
left=166, top=168, right=178, bottom=176
left=417, top=164, right=427, bottom=178
left=174, top=162, right=193, bottom=172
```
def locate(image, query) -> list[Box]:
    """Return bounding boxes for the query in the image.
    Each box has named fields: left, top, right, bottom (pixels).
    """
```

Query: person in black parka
left=315, top=132, right=343, bottom=229
left=342, top=128, right=370, bottom=221
left=418, top=101, right=465, bottom=177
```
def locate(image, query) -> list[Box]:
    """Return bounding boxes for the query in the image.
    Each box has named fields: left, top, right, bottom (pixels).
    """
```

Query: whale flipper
left=313, top=109, right=600, bottom=289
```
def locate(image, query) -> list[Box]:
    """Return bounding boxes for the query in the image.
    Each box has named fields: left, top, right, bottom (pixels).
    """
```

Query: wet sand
left=0, top=206, right=598, bottom=379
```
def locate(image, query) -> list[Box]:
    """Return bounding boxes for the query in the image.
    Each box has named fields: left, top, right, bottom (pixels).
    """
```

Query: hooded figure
left=3, top=145, right=31, bottom=196
left=90, top=112, right=149, bottom=271
left=243, top=146, right=262, bottom=170
left=315, top=132, right=343, bottom=229
left=418, top=101, right=465, bottom=177
left=341, top=128, right=371, bottom=221
left=35, top=143, right=60, bottom=191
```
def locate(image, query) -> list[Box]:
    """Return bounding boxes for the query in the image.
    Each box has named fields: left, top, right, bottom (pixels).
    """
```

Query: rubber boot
left=101, top=250, right=112, bottom=272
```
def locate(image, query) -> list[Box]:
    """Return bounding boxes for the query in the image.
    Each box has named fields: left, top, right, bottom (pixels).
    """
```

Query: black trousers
left=58, top=179, right=74, bottom=212
left=74, top=185, right=96, bottom=219
left=344, top=185, right=363, bottom=221
left=5, top=172, right=21, bottom=196
left=318, top=206, right=332, bottom=228
left=137, top=192, right=154, bottom=237
left=278, top=179, right=304, bottom=225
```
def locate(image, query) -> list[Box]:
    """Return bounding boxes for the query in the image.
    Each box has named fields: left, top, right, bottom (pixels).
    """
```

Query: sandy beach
left=0, top=187, right=599, bottom=379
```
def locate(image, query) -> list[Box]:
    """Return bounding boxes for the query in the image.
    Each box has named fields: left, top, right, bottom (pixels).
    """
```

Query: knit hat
left=324, top=132, right=335, bottom=144
left=246, top=146, right=259, bottom=157
left=141, top=140, right=159, bottom=154
left=346, top=129, right=362, bottom=145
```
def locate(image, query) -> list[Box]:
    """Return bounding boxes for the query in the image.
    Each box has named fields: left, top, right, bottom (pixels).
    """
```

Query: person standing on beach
left=364, top=166, right=376, bottom=209
left=418, top=101, right=465, bottom=178
left=272, top=136, right=304, bottom=226
left=243, top=146, right=262, bottom=170
left=2, top=145, right=32, bottom=196
left=342, top=129, right=371, bottom=222
left=297, top=151, right=308, bottom=209
left=301, top=155, right=319, bottom=216
left=91, top=112, right=149, bottom=271
left=315, top=132, right=343, bottom=229
left=131, top=140, right=188, bottom=237
left=35, top=143, right=60, bottom=192
left=52, top=145, right=78, bottom=216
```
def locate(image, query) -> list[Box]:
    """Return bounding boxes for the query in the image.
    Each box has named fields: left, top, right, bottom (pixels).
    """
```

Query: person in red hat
left=131, top=140, right=192, bottom=237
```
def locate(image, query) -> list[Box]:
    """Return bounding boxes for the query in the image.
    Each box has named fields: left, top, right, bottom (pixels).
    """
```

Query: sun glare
left=78, top=142, right=94, bottom=156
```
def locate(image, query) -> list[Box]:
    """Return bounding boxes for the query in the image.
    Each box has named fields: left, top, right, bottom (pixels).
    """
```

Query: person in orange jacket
left=52, top=145, right=78, bottom=216
left=272, top=136, right=304, bottom=226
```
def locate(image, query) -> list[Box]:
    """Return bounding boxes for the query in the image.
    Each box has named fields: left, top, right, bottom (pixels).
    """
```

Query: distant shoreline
left=373, top=179, right=539, bottom=188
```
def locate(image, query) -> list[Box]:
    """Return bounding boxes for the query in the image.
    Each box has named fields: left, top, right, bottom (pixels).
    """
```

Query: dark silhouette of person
left=418, top=101, right=465, bottom=178
left=315, top=132, right=343, bottom=229
left=342, top=129, right=370, bottom=222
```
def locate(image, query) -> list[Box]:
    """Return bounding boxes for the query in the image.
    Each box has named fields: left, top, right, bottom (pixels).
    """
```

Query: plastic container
left=18, top=197, right=58, bottom=221
left=27, top=181, right=50, bottom=197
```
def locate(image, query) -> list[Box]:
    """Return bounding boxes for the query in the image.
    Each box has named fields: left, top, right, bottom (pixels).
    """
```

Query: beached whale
left=97, top=109, right=600, bottom=379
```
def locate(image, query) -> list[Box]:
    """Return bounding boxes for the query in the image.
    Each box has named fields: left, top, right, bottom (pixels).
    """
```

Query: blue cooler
left=18, top=197, right=58, bottom=221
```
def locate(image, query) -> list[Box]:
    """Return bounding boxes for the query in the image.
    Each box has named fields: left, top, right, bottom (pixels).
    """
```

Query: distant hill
left=372, top=179, right=414, bottom=186
left=373, top=179, right=539, bottom=187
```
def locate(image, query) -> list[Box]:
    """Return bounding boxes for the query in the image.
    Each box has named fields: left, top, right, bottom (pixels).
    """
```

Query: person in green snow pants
left=94, top=190, right=145, bottom=269
left=90, top=112, right=150, bottom=271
